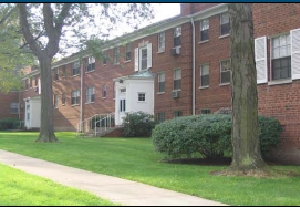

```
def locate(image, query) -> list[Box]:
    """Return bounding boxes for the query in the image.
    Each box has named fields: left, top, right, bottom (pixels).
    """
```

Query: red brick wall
left=253, top=3, right=300, bottom=164
left=180, top=3, right=220, bottom=16
left=0, top=92, right=20, bottom=120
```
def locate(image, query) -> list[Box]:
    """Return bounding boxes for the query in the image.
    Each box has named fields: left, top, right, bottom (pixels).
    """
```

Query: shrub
left=123, top=111, right=156, bottom=137
left=0, top=118, right=22, bottom=130
left=152, top=114, right=282, bottom=158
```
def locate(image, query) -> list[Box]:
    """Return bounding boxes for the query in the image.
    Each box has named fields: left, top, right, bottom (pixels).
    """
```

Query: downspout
left=190, top=17, right=196, bottom=115
left=80, top=60, right=83, bottom=131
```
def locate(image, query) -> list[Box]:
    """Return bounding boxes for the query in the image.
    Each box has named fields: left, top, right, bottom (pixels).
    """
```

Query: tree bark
left=18, top=3, right=71, bottom=143
left=228, top=3, right=267, bottom=174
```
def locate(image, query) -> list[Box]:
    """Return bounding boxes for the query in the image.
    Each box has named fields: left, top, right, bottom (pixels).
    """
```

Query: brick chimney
left=180, top=3, right=220, bottom=16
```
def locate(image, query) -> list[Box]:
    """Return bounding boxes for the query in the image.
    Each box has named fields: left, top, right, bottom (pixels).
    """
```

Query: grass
left=0, top=132, right=300, bottom=206
left=0, top=163, right=116, bottom=206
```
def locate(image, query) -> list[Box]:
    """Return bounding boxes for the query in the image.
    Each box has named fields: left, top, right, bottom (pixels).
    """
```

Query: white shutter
left=147, top=43, right=152, bottom=69
left=38, top=78, right=41, bottom=94
left=291, top=29, right=300, bottom=80
left=255, top=37, right=268, bottom=84
left=134, top=48, right=139, bottom=72
left=139, top=48, right=142, bottom=71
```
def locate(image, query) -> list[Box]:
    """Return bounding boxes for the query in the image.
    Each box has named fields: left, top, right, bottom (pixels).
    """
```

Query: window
left=86, top=56, right=95, bottom=72
left=200, top=64, right=209, bottom=87
left=54, top=94, right=59, bottom=108
left=102, top=84, right=106, bottom=97
left=125, top=43, right=132, bottom=61
left=114, top=46, right=120, bottom=64
left=173, top=111, right=182, bottom=118
left=157, top=112, right=165, bottom=123
left=220, top=13, right=229, bottom=36
left=174, top=69, right=181, bottom=90
left=24, top=79, right=29, bottom=90
left=72, top=61, right=80, bottom=76
left=102, top=52, right=107, bottom=65
left=174, top=26, right=181, bottom=47
left=32, top=65, right=39, bottom=71
left=200, top=109, right=210, bottom=114
left=200, top=19, right=209, bottom=41
left=10, top=103, right=19, bottom=114
left=138, top=93, right=145, bottom=102
left=34, top=75, right=38, bottom=86
left=71, top=90, right=80, bottom=105
left=141, top=48, right=147, bottom=70
left=158, top=32, right=165, bottom=52
left=120, top=100, right=126, bottom=112
left=62, top=93, right=65, bottom=105
left=62, top=65, right=66, bottom=77
left=30, top=77, right=33, bottom=87
left=54, top=67, right=59, bottom=81
left=86, top=86, right=95, bottom=103
left=271, top=34, right=291, bottom=80
left=220, top=60, right=230, bottom=84
left=158, top=72, right=165, bottom=93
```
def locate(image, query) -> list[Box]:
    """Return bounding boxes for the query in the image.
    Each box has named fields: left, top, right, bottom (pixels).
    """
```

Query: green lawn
left=0, top=163, right=116, bottom=206
left=0, top=132, right=300, bottom=206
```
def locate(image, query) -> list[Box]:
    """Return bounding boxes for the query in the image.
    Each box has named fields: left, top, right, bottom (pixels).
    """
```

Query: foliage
left=0, top=118, right=22, bottom=130
left=0, top=132, right=300, bottom=206
left=152, top=114, right=282, bottom=158
left=0, top=3, right=33, bottom=93
left=123, top=111, right=155, bottom=137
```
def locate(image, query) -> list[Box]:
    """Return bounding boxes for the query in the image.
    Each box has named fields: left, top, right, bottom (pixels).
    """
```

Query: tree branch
left=17, top=3, right=41, bottom=55
left=42, top=3, right=54, bottom=39
left=0, top=5, right=16, bottom=25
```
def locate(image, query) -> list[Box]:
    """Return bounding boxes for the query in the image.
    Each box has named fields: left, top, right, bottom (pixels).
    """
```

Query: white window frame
left=102, top=84, right=106, bottom=97
left=54, top=94, right=59, bottom=108
left=200, top=64, right=209, bottom=87
left=158, top=72, right=165, bottom=93
left=158, top=31, right=165, bottom=52
left=71, top=90, right=80, bottom=105
left=114, top=46, right=120, bottom=64
left=86, top=56, right=95, bottom=72
left=200, top=19, right=209, bottom=42
left=220, top=13, right=229, bottom=36
left=173, top=69, right=181, bottom=91
left=220, top=60, right=231, bottom=84
left=10, top=102, right=19, bottom=114
left=72, top=61, right=80, bottom=76
left=86, top=86, right=95, bottom=103
left=174, top=26, right=181, bottom=47
left=125, top=43, right=132, bottom=61
left=137, top=92, right=146, bottom=102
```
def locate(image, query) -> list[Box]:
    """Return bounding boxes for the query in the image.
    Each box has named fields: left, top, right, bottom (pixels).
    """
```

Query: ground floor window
left=157, top=112, right=165, bottom=123
left=10, top=103, right=19, bottom=114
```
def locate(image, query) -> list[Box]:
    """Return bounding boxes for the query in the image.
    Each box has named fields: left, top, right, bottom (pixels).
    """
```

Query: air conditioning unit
left=171, top=47, right=180, bottom=55
left=33, top=86, right=38, bottom=92
left=172, top=91, right=179, bottom=98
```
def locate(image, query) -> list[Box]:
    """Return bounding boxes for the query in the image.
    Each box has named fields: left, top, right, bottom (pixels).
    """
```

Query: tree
left=17, top=3, right=154, bottom=143
left=0, top=3, right=33, bottom=93
left=228, top=3, right=267, bottom=175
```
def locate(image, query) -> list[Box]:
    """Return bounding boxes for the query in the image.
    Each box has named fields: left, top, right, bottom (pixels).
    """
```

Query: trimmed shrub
left=152, top=114, right=282, bottom=158
left=0, top=118, right=22, bottom=130
left=123, top=111, right=156, bottom=137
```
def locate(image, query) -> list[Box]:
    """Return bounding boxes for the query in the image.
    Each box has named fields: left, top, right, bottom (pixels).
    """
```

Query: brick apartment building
left=1, top=3, right=300, bottom=164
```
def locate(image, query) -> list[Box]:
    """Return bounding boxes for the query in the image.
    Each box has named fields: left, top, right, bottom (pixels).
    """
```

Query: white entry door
left=119, top=93, right=126, bottom=125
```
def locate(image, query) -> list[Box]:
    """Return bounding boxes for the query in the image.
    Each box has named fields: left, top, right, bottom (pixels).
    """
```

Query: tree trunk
left=35, top=54, right=58, bottom=143
left=228, top=3, right=267, bottom=174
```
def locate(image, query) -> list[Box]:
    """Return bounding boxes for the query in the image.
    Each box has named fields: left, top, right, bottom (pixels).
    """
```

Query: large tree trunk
left=36, top=54, right=58, bottom=143
left=228, top=3, right=267, bottom=174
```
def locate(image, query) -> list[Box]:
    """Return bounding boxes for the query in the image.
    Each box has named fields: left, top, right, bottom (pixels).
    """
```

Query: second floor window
left=158, top=72, right=165, bottom=93
left=271, top=34, right=291, bottom=81
left=220, top=60, right=231, bottom=84
left=174, top=69, right=181, bottom=90
left=102, top=84, right=106, bottom=97
left=158, top=32, right=165, bottom=52
left=220, top=13, right=229, bottom=36
left=86, top=86, right=95, bottom=103
left=138, top=93, right=146, bottom=102
left=114, top=46, right=120, bottom=64
left=174, top=26, right=181, bottom=47
left=54, top=67, right=59, bottom=81
left=200, top=64, right=209, bottom=87
left=141, top=48, right=147, bottom=71
left=62, top=65, right=66, bottom=77
left=71, top=90, right=80, bottom=105
left=200, top=19, right=209, bottom=41
left=86, top=56, right=95, bottom=72
left=125, top=43, right=132, bottom=61
left=54, top=94, right=59, bottom=108
left=72, top=61, right=80, bottom=76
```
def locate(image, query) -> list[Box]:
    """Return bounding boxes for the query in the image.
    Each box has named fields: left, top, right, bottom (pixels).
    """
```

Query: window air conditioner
left=171, top=47, right=180, bottom=55
left=172, top=91, right=179, bottom=98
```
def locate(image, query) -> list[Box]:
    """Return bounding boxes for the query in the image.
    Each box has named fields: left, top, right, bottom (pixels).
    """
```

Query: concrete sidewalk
left=0, top=149, right=227, bottom=206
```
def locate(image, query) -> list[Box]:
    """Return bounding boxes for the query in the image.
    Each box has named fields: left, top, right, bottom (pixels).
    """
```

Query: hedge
left=0, top=118, right=22, bottom=130
left=152, top=114, right=282, bottom=158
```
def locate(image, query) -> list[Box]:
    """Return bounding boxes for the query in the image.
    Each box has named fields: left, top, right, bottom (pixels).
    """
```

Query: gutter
left=80, top=60, right=83, bottom=131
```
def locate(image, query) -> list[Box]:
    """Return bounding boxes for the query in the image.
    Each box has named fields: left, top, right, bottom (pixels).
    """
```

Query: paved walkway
left=0, top=149, right=227, bottom=206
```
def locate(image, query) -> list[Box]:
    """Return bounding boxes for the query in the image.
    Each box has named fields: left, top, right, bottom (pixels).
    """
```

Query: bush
left=123, top=111, right=156, bottom=137
left=152, top=114, right=282, bottom=159
left=0, top=118, right=22, bottom=130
